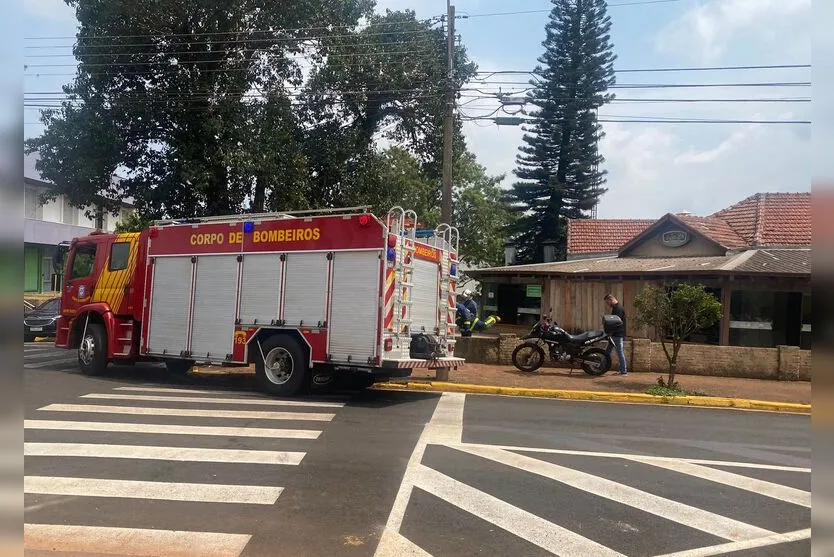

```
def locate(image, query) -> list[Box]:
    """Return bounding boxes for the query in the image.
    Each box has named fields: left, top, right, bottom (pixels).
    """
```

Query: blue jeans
left=606, top=336, right=628, bottom=374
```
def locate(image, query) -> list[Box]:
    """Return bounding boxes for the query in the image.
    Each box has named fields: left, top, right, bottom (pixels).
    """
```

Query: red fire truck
left=55, top=206, right=464, bottom=396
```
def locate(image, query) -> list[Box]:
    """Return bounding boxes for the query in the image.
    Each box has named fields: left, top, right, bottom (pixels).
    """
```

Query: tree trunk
left=252, top=173, right=266, bottom=213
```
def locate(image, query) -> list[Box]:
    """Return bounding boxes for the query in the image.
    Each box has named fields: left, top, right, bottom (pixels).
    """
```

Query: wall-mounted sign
left=526, top=284, right=542, bottom=298
left=661, top=230, right=690, bottom=248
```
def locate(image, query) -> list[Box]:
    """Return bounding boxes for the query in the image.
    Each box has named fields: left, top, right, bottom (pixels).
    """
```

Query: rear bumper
left=380, top=357, right=465, bottom=369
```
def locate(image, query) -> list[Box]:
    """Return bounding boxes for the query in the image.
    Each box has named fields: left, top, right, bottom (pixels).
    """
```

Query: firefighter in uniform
left=456, top=289, right=499, bottom=337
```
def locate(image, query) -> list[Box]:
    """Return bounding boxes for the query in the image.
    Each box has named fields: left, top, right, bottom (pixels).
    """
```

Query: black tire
left=78, top=323, right=109, bottom=376
left=255, top=334, right=309, bottom=397
left=165, top=359, right=194, bottom=375
left=512, top=342, right=545, bottom=373
left=581, top=348, right=611, bottom=376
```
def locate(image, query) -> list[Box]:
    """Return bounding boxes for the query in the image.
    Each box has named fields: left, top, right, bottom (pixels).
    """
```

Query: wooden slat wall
left=546, top=278, right=654, bottom=336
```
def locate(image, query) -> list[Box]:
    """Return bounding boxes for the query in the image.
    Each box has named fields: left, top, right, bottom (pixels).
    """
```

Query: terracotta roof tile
left=712, top=192, right=810, bottom=247
left=567, top=219, right=653, bottom=254
left=677, top=215, right=748, bottom=249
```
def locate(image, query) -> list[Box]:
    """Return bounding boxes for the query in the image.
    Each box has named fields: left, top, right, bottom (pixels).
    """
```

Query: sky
left=23, top=0, right=817, bottom=219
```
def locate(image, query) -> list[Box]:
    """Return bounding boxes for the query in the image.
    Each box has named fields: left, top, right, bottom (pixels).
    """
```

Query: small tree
left=633, top=283, right=722, bottom=387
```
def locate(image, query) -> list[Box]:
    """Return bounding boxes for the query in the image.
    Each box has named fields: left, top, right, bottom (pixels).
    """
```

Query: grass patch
left=646, top=377, right=710, bottom=397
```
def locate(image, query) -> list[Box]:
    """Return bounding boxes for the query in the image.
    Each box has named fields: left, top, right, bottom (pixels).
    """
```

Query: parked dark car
left=24, top=297, right=61, bottom=341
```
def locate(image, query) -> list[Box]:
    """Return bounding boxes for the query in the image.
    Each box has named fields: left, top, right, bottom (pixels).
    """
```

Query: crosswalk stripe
left=37, top=403, right=335, bottom=422
left=376, top=529, right=432, bottom=557
left=627, top=457, right=811, bottom=508
left=24, top=524, right=252, bottom=557
left=24, top=347, right=49, bottom=353
left=25, top=476, right=284, bottom=504
left=81, top=392, right=344, bottom=408
left=455, top=444, right=773, bottom=542
left=413, top=464, right=626, bottom=557
left=25, top=357, right=78, bottom=369
left=24, top=442, right=305, bottom=465
left=24, top=419, right=322, bottom=439
left=463, top=443, right=811, bottom=473
left=653, top=528, right=812, bottom=557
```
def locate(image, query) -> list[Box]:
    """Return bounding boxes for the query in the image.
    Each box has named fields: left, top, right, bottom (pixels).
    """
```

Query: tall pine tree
left=508, top=0, right=616, bottom=263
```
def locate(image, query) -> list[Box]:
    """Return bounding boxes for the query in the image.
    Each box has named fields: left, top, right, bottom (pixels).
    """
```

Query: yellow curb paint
left=371, top=382, right=810, bottom=415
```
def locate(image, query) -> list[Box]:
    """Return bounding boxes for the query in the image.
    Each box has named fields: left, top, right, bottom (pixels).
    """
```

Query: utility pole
left=441, top=0, right=455, bottom=226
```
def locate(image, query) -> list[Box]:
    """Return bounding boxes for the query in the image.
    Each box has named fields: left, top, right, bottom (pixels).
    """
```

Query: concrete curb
left=371, top=381, right=811, bottom=414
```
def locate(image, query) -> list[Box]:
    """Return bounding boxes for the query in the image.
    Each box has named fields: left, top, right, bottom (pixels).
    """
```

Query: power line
left=473, top=64, right=810, bottom=78
left=24, top=28, right=438, bottom=50
left=458, top=0, right=685, bottom=19
left=461, top=116, right=811, bottom=125
left=25, top=47, right=438, bottom=68
left=457, top=94, right=811, bottom=104
left=24, top=40, right=440, bottom=59
left=23, top=17, right=444, bottom=41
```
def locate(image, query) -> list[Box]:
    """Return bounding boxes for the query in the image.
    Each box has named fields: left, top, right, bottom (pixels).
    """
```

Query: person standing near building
left=604, top=293, right=628, bottom=375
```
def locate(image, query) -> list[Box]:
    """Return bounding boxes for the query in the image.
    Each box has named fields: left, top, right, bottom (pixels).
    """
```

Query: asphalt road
left=25, top=342, right=811, bottom=557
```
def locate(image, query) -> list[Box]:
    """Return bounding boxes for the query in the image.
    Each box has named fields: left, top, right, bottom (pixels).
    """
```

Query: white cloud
left=25, top=0, right=76, bottom=22
left=655, top=0, right=811, bottom=62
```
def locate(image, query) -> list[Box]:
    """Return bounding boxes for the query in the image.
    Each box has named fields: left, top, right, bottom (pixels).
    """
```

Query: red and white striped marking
left=384, top=266, right=395, bottom=331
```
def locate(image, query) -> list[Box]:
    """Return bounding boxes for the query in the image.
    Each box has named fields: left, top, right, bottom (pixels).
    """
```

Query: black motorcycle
left=511, top=313, right=620, bottom=376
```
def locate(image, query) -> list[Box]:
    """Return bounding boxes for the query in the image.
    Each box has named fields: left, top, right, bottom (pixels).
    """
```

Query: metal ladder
left=387, top=208, right=417, bottom=343
left=435, top=224, right=460, bottom=349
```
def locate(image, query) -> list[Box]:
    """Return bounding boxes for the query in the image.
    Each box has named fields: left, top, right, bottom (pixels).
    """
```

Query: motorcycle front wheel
left=581, top=348, right=611, bottom=376
left=512, top=342, right=545, bottom=373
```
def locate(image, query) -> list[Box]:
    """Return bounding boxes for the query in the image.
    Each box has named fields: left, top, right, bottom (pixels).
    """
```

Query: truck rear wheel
left=255, top=335, right=308, bottom=397
left=78, top=323, right=108, bottom=376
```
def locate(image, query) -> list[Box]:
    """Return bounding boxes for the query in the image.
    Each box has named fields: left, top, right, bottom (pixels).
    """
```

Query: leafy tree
left=25, top=0, right=374, bottom=219
left=508, top=0, right=616, bottom=263
left=26, top=4, right=477, bottom=224
left=633, top=283, right=723, bottom=388
left=114, top=211, right=151, bottom=233
left=452, top=153, right=514, bottom=266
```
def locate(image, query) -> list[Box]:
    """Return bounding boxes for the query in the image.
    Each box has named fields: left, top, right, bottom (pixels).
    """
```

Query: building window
left=25, top=187, right=38, bottom=219
left=801, top=295, right=811, bottom=350
left=729, top=290, right=805, bottom=348
left=62, top=197, right=78, bottom=226
left=109, top=242, right=130, bottom=271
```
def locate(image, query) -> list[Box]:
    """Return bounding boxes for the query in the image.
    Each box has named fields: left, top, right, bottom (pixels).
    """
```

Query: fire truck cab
left=56, top=206, right=464, bottom=396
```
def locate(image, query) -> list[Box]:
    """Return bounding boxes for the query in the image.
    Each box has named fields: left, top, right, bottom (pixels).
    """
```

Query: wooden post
left=720, top=284, right=732, bottom=346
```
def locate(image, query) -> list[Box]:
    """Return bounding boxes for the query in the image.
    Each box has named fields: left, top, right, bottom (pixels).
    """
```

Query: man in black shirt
left=604, top=293, right=628, bottom=375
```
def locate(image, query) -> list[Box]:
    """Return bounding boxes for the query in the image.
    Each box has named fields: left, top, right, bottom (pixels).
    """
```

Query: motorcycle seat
left=567, top=330, right=604, bottom=343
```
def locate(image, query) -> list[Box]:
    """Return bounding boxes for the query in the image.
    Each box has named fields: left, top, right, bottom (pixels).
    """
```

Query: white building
left=24, top=152, right=134, bottom=293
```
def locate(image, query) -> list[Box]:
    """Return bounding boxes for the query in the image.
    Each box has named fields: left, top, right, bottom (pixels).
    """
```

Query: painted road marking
left=37, top=403, right=335, bottom=422
left=24, top=442, right=305, bottom=465
left=376, top=529, right=433, bottom=557
left=455, top=444, right=774, bottom=541
left=80, top=392, right=345, bottom=408
left=413, top=464, right=626, bottom=557
left=462, top=443, right=811, bottom=473
left=652, top=528, right=812, bottom=557
left=24, top=524, right=251, bottom=557
left=25, top=476, right=284, bottom=504
left=627, top=457, right=811, bottom=508
left=24, top=419, right=322, bottom=439
left=376, top=392, right=466, bottom=553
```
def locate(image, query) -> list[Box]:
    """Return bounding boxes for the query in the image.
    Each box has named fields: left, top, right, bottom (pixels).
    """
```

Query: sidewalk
left=191, top=362, right=810, bottom=405
left=404, top=364, right=811, bottom=405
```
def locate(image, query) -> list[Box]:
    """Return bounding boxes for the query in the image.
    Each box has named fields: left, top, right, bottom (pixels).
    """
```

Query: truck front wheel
left=78, top=323, right=108, bottom=376
left=255, top=335, right=308, bottom=397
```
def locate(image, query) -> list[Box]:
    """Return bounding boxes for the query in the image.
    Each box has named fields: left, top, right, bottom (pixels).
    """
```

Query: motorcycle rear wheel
left=512, top=343, right=545, bottom=373
left=581, top=348, right=611, bottom=376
